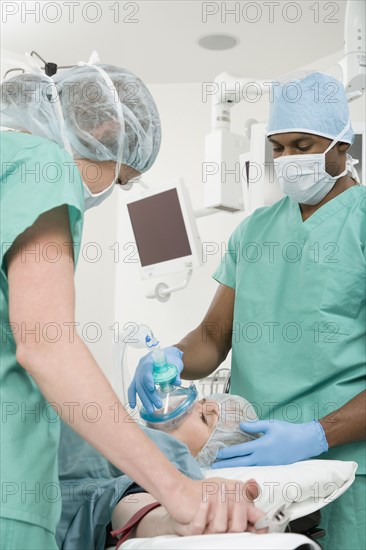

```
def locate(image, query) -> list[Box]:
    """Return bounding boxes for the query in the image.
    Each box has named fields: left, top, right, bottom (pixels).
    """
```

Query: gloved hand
left=128, top=347, right=184, bottom=415
left=212, top=419, right=329, bottom=468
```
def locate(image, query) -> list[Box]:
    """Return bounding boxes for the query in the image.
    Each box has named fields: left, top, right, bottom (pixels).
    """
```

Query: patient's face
left=169, top=398, right=219, bottom=457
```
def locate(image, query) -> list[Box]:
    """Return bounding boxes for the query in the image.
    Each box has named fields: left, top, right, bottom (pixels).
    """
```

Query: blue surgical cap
left=267, top=72, right=354, bottom=145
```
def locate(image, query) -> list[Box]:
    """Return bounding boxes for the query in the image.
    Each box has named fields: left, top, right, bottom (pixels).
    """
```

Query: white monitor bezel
left=125, top=179, right=202, bottom=279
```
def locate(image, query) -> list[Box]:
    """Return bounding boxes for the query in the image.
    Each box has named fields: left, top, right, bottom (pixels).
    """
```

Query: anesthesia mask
left=139, top=347, right=198, bottom=431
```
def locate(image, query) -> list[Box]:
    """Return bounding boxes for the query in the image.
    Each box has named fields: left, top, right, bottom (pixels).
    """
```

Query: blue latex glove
left=127, top=346, right=184, bottom=415
left=212, top=419, right=329, bottom=468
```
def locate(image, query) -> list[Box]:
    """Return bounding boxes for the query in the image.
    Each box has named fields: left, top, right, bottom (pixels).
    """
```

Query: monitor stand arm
left=146, top=268, right=193, bottom=302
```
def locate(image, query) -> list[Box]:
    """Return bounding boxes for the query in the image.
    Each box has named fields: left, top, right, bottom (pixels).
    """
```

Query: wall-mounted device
left=126, top=179, right=202, bottom=279
left=125, top=180, right=203, bottom=301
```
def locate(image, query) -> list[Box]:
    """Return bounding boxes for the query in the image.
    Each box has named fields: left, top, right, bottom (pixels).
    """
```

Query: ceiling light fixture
left=198, top=34, right=239, bottom=51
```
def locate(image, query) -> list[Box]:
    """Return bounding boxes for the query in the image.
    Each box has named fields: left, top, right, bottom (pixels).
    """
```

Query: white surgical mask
left=83, top=161, right=121, bottom=210
left=83, top=179, right=115, bottom=210
left=274, top=121, right=353, bottom=205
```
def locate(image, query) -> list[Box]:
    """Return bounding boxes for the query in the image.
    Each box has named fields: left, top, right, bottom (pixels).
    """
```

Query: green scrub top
left=0, top=132, right=84, bottom=533
left=213, top=185, right=366, bottom=472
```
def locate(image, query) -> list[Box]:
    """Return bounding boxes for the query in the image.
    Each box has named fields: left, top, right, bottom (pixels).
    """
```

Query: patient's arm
left=112, top=484, right=266, bottom=541
left=111, top=492, right=170, bottom=540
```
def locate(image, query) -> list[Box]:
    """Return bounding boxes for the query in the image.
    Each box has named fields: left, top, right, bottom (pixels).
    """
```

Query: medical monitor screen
left=127, top=188, right=192, bottom=267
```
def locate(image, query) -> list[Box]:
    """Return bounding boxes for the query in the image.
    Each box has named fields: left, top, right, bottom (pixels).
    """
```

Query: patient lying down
left=57, top=394, right=264, bottom=549
left=111, top=394, right=261, bottom=545
left=171, top=393, right=258, bottom=467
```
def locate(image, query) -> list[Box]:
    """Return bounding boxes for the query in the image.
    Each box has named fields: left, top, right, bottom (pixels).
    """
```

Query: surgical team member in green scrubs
left=0, top=62, right=261, bottom=549
left=129, top=72, right=366, bottom=550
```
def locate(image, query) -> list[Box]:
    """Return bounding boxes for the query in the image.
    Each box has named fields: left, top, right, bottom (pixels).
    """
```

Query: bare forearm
left=112, top=493, right=170, bottom=539
left=175, top=324, right=230, bottom=380
left=135, top=506, right=170, bottom=537
left=319, top=390, right=366, bottom=448
left=112, top=486, right=265, bottom=540
left=17, top=337, right=185, bottom=507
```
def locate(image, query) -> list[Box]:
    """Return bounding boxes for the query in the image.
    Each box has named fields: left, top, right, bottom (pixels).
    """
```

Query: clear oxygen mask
left=139, top=347, right=198, bottom=431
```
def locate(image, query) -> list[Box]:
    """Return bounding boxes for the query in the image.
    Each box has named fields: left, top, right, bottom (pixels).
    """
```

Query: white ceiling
left=2, top=0, right=347, bottom=84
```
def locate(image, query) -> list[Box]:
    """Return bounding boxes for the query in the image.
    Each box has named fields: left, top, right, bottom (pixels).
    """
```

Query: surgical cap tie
left=24, top=51, right=74, bottom=157
left=77, top=51, right=125, bottom=180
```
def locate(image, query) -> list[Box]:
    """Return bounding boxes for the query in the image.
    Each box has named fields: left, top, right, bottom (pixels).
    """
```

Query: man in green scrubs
left=129, top=72, right=366, bottom=549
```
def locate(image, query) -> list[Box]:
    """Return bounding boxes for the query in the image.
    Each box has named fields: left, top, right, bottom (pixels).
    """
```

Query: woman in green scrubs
left=130, top=72, right=366, bottom=549
left=0, top=62, right=261, bottom=548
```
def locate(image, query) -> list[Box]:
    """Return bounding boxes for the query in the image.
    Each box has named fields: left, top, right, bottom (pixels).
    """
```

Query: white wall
left=0, top=48, right=31, bottom=82
left=75, top=53, right=365, bottom=402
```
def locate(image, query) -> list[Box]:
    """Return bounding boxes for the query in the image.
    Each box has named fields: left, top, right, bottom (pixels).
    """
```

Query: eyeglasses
left=3, top=51, right=76, bottom=80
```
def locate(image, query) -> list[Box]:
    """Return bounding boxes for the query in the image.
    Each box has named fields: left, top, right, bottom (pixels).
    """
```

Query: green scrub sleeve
left=0, top=133, right=84, bottom=274
left=212, top=216, right=250, bottom=289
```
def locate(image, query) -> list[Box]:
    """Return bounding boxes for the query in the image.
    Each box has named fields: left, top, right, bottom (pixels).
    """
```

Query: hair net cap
left=266, top=72, right=354, bottom=145
left=196, top=394, right=260, bottom=469
left=1, top=63, right=161, bottom=173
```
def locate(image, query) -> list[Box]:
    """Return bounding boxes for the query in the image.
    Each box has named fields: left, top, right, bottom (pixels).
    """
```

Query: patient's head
left=169, top=394, right=259, bottom=468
